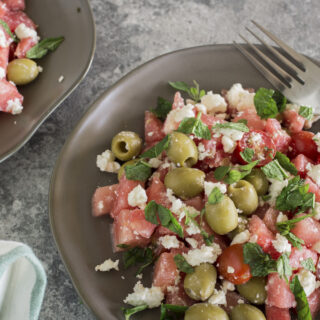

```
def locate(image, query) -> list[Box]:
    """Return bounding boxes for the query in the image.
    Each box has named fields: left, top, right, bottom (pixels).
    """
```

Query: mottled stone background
left=0, top=0, right=319, bottom=319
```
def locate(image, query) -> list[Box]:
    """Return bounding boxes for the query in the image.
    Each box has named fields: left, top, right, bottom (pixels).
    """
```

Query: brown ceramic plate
left=0, top=0, right=95, bottom=163
left=49, top=44, right=320, bottom=320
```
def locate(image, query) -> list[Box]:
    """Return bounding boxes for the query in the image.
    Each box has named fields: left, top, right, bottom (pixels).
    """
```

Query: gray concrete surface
left=0, top=0, right=319, bottom=319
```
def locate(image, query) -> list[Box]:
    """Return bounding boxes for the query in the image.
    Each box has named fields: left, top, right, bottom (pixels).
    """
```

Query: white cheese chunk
left=313, top=133, right=320, bottom=153
left=158, top=235, right=180, bottom=249
left=272, top=233, right=291, bottom=254
left=96, top=149, right=120, bottom=173
left=226, top=83, right=255, bottom=111
left=198, top=142, right=214, bottom=160
left=276, top=212, right=288, bottom=223
left=267, top=178, right=289, bottom=205
left=222, top=280, right=235, bottom=292
left=182, top=244, right=221, bottom=267
left=6, top=98, right=23, bottom=115
left=227, top=266, right=235, bottom=273
left=307, top=164, right=320, bottom=186
left=201, top=91, right=227, bottom=114
left=186, top=221, right=201, bottom=235
left=208, top=289, right=226, bottom=305
left=195, top=103, right=207, bottom=114
left=124, top=281, right=164, bottom=308
left=128, top=185, right=148, bottom=209
left=313, top=202, right=320, bottom=220
left=0, top=67, right=5, bottom=79
left=297, top=269, right=317, bottom=297
left=186, top=237, right=198, bottom=249
left=95, top=258, right=119, bottom=272
left=231, top=230, right=250, bottom=245
left=148, top=158, right=162, bottom=168
left=204, top=181, right=227, bottom=198
left=221, top=135, right=236, bottom=153
left=15, top=23, right=38, bottom=42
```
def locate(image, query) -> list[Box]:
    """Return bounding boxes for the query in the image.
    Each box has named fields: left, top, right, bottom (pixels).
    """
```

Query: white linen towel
left=0, top=240, right=46, bottom=320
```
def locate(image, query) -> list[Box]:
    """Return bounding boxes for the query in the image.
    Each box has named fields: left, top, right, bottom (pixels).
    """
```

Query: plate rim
left=0, top=0, right=96, bottom=163
left=48, top=43, right=319, bottom=319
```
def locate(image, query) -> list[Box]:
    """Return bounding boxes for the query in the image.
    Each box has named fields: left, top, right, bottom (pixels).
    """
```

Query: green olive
left=245, top=169, right=269, bottom=196
left=228, top=215, right=248, bottom=240
left=7, top=58, right=39, bottom=85
left=236, top=277, right=267, bottom=305
left=167, top=132, right=198, bottom=167
left=205, top=195, right=238, bottom=235
left=164, top=167, right=205, bottom=199
left=185, top=303, right=229, bottom=320
left=227, top=180, right=258, bottom=215
left=184, top=263, right=217, bottom=301
left=117, top=159, right=139, bottom=180
left=111, top=131, right=142, bottom=161
left=230, top=304, right=266, bottom=320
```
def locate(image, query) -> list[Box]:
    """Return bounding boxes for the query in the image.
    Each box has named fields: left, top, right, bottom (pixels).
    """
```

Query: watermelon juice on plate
left=91, top=80, right=320, bottom=320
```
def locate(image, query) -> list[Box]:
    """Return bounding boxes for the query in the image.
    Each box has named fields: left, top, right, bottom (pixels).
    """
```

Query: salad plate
left=0, top=0, right=95, bottom=163
left=49, top=44, right=320, bottom=320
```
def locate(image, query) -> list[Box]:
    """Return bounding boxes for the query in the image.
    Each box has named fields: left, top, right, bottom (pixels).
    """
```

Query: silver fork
left=233, top=20, right=320, bottom=109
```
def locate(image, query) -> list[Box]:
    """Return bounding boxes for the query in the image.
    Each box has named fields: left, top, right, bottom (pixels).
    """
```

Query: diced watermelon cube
left=183, top=195, right=204, bottom=211
left=283, top=109, right=305, bottom=133
left=289, top=246, right=317, bottom=269
left=111, top=176, right=144, bottom=218
left=0, top=79, right=23, bottom=114
left=14, top=37, right=36, bottom=58
left=146, top=176, right=171, bottom=208
left=265, top=305, right=290, bottom=320
left=165, top=279, right=194, bottom=306
left=171, top=91, right=184, bottom=110
left=262, top=207, right=279, bottom=234
left=232, top=109, right=266, bottom=131
left=200, top=113, right=222, bottom=129
left=265, top=118, right=291, bottom=153
left=144, top=111, right=165, bottom=144
left=308, top=287, right=320, bottom=318
left=266, top=273, right=296, bottom=308
left=153, top=252, right=179, bottom=290
left=2, top=0, right=25, bottom=11
left=3, top=10, right=36, bottom=32
left=91, top=184, right=118, bottom=217
left=291, top=214, right=320, bottom=247
left=305, top=177, right=320, bottom=202
left=113, top=209, right=154, bottom=250
left=292, top=154, right=314, bottom=178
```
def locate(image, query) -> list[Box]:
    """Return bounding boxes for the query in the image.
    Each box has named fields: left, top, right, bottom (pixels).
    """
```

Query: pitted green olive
left=111, top=131, right=142, bottom=161
left=205, top=195, right=238, bottom=235
left=227, top=180, right=258, bottom=215
left=236, top=277, right=267, bottom=305
left=117, top=159, right=139, bottom=180
left=164, top=167, right=205, bottom=199
left=230, top=304, right=266, bottom=320
left=167, top=132, right=198, bottom=167
left=184, top=263, right=217, bottom=301
left=185, top=303, right=229, bottom=320
left=245, top=169, right=269, bottom=196
left=7, top=58, right=39, bottom=85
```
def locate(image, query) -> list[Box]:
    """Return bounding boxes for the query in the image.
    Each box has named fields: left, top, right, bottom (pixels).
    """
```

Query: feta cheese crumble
left=128, top=185, right=148, bottom=209
left=208, top=289, right=226, bottom=305
left=227, top=266, right=235, bottom=273
left=158, top=235, right=180, bottom=249
left=272, top=233, right=291, bottom=253
left=186, top=237, right=198, bottom=249
left=201, top=91, right=227, bottom=114
left=124, top=281, right=164, bottom=308
left=148, top=157, right=162, bottom=168
left=95, top=258, right=119, bottom=272
left=226, top=83, right=255, bottom=111
left=15, top=23, right=38, bottom=42
left=267, top=178, right=289, bottom=205
left=198, top=142, right=214, bottom=160
left=58, top=75, right=64, bottom=83
left=313, top=202, right=320, bottom=220
left=297, top=269, right=318, bottom=297
left=222, top=280, right=235, bottom=292
left=186, top=221, right=201, bottom=235
left=0, top=67, right=5, bottom=79
left=231, top=230, right=251, bottom=245
left=6, top=98, right=23, bottom=115
left=313, top=133, right=320, bottom=153
left=213, top=127, right=245, bottom=154
left=204, top=181, right=227, bottom=198
left=276, top=212, right=288, bottom=223
left=182, top=244, right=222, bottom=267
left=307, top=164, right=320, bottom=186
left=96, top=149, right=120, bottom=173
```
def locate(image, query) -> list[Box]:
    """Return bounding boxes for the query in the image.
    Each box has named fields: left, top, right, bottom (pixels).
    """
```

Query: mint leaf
left=254, top=88, right=279, bottom=119
left=145, top=201, right=184, bottom=238
left=243, top=243, right=276, bottom=276
left=201, top=230, right=214, bottom=246
left=273, top=91, right=287, bottom=113
left=174, top=254, right=194, bottom=274
left=223, top=161, right=259, bottom=184
left=160, top=304, right=188, bottom=320
left=261, top=160, right=289, bottom=181
left=301, top=258, right=316, bottom=272
left=212, top=122, right=249, bottom=132
left=214, top=166, right=231, bottom=180
left=122, top=305, right=148, bottom=320
left=151, top=97, right=172, bottom=121
left=290, top=276, right=312, bottom=320
left=169, top=80, right=205, bottom=102
left=122, top=247, right=153, bottom=270
left=141, top=135, right=170, bottom=158
left=26, top=36, right=64, bottom=59
left=276, top=253, right=292, bottom=282
left=184, top=209, right=199, bottom=226
left=125, top=161, right=152, bottom=181
left=0, top=19, right=18, bottom=42
left=276, top=177, right=315, bottom=212
left=299, top=106, right=313, bottom=121
left=168, top=81, right=190, bottom=93
left=177, top=112, right=211, bottom=139
left=276, top=152, right=298, bottom=175
left=237, top=119, right=248, bottom=125
left=208, top=187, right=223, bottom=205
left=240, top=148, right=254, bottom=163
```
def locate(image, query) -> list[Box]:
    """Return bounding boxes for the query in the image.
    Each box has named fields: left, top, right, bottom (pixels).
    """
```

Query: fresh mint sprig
left=169, top=80, right=205, bottom=102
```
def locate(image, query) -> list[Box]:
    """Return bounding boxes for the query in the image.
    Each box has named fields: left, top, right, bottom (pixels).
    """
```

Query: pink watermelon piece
left=3, top=0, right=25, bottom=11
left=289, top=246, right=317, bottom=269
left=3, top=10, right=36, bottom=31
left=305, top=177, right=320, bottom=202
left=265, top=305, right=290, bottom=320
left=292, top=154, right=313, bottom=177
left=283, top=109, right=305, bottom=133
left=308, top=287, right=320, bottom=318
left=146, top=176, right=171, bottom=209
left=144, top=111, right=165, bottom=144
left=171, top=91, right=184, bottom=110
left=91, top=184, right=118, bottom=217
left=183, top=195, right=204, bottom=211
left=265, top=118, right=291, bottom=153
left=232, top=109, right=266, bottom=131
left=14, top=36, right=36, bottom=58
left=0, top=79, right=23, bottom=114
left=266, top=273, right=296, bottom=308
left=262, top=207, right=279, bottom=234
left=165, top=279, right=194, bottom=306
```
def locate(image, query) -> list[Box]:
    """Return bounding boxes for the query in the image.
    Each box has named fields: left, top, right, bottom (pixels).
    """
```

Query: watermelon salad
left=92, top=81, right=320, bottom=320
left=0, top=0, right=63, bottom=115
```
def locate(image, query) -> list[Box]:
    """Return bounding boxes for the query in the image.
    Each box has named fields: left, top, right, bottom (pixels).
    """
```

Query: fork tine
left=245, top=27, right=301, bottom=78
left=251, top=20, right=305, bottom=71
left=233, top=42, right=289, bottom=92
left=239, top=34, right=303, bottom=86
